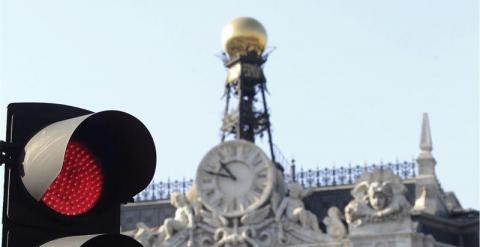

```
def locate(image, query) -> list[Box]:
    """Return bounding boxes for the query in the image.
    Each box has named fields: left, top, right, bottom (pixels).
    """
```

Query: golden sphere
left=221, top=17, right=268, bottom=57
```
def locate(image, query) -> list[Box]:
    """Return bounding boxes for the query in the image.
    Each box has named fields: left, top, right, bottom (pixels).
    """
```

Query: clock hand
left=219, top=161, right=237, bottom=181
left=204, top=170, right=231, bottom=179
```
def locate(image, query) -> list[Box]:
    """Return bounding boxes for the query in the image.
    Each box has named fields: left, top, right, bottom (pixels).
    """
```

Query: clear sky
left=0, top=0, right=478, bottom=215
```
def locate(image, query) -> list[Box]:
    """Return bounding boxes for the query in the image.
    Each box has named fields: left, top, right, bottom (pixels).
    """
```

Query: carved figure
left=132, top=170, right=331, bottom=246
left=185, top=185, right=203, bottom=222
left=133, top=223, right=156, bottom=246
left=368, top=181, right=392, bottom=210
left=345, top=170, right=412, bottom=227
left=158, top=192, right=195, bottom=244
left=345, top=181, right=371, bottom=225
left=323, top=207, right=347, bottom=240
left=275, top=183, right=320, bottom=231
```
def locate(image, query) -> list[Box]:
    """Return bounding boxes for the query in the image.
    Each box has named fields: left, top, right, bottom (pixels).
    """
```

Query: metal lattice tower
left=220, top=17, right=276, bottom=164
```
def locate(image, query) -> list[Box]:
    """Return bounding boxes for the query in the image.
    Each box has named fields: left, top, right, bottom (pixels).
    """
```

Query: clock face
left=195, top=140, right=275, bottom=217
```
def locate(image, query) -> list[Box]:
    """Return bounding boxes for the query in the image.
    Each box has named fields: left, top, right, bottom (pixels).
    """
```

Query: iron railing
left=285, top=161, right=416, bottom=188
left=134, top=161, right=416, bottom=202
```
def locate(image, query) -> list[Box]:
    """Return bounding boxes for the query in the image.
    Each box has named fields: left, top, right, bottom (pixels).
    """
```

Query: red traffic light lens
left=41, top=141, right=104, bottom=216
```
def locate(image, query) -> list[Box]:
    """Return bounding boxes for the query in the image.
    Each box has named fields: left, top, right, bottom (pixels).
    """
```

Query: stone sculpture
left=274, top=183, right=321, bottom=232
left=345, top=169, right=412, bottom=227
left=157, top=192, right=196, bottom=245
left=323, top=207, right=347, bottom=240
left=130, top=182, right=333, bottom=247
left=128, top=170, right=448, bottom=247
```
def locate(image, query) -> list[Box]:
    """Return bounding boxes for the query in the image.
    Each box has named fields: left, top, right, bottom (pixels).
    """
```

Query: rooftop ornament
left=221, top=17, right=268, bottom=58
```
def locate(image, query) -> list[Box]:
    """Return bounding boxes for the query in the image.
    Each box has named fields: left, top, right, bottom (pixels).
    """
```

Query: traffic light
left=1, top=103, right=156, bottom=246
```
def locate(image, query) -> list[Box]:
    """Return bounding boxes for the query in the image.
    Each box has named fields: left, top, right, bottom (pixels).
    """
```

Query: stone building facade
left=120, top=114, right=479, bottom=247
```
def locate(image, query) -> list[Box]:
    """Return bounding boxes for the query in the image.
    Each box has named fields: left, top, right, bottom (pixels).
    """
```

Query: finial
left=221, top=17, right=267, bottom=58
left=419, top=113, right=433, bottom=158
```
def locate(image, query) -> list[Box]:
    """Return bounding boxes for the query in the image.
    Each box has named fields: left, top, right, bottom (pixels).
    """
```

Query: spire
left=413, top=113, right=445, bottom=215
left=420, top=113, right=433, bottom=152
left=417, top=112, right=436, bottom=175
left=418, top=113, right=433, bottom=159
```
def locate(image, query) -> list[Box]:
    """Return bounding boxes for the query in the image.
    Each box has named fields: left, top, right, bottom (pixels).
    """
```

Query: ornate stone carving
left=127, top=171, right=450, bottom=247
left=345, top=170, right=412, bottom=227
left=274, top=183, right=321, bottom=232
left=157, top=192, right=196, bottom=246
left=133, top=222, right=159, bottom=247
left=272, top=182, right=326, bottom=245
left=129, top=182, right=333, bottom=247
left=323, top=207, right=347, bottom=240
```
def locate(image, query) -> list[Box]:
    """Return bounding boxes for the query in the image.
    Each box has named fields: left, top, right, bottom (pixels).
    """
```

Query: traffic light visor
left=21, top=110, right=156, bottom=214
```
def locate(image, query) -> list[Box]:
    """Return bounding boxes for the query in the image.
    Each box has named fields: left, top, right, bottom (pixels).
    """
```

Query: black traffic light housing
left=40, top=234, right=143, bottom=247
left=2, top=103, right=156, bottom=246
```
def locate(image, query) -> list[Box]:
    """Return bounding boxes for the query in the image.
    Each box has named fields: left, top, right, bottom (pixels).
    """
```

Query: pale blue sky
left=0, top=0, right=478, bottom=213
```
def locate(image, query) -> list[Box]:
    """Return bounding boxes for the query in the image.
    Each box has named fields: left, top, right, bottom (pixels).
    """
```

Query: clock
left=195, top=140, right=275, bottom=217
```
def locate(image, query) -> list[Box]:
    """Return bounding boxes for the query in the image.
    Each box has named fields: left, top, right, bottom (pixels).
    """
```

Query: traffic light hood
left=21, top=110, right=157, bottom=205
